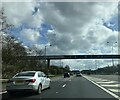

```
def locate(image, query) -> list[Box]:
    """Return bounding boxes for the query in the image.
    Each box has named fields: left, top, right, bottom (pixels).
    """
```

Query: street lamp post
left=107, top=41, right=117, bottom=67
left=45, top=46, right=47, bottom=57
left=45, top=46, right=47, bottom=66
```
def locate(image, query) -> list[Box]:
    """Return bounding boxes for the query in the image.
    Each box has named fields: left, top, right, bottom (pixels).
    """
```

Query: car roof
left=18, top=71, right=42, bottom=73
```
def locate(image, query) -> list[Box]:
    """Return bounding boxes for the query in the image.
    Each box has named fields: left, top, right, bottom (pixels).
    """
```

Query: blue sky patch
left=103, top=15, right=118, bottom=31
left=8, top=22, right=53, bottom=47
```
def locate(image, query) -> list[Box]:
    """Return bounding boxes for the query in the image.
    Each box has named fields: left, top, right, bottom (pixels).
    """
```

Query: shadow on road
left=2, top=91, right=41, bottom=100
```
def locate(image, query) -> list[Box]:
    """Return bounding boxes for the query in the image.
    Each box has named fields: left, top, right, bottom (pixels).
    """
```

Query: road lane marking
left=83, top=76, right=120, bottom=99
left=87, top=77, right=110, bottom=82
left=97, top=81, right=117, bottom=84
left=108, top=89, right=119, bottom=93
left=56, top=92, right=58, bottom=93
left=0, top=91, right=7, bottom=94
left=62, top=84, right=66, bottom=88
left=101, top=84, right=120, bottom=87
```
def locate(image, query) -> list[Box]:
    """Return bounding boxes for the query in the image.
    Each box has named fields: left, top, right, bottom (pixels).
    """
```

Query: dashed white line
left=56, top=92, right=58, bottom=94
left=62, top=84, right=66, bottom=88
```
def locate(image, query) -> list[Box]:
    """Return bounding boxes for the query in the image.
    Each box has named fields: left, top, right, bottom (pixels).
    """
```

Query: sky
left=1, top=0, right=119, bottom=70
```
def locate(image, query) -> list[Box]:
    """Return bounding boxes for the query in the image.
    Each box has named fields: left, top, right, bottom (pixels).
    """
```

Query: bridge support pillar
left=47, top=59, right=50, bottom=75
left=47, top=59, right=50, bottom=68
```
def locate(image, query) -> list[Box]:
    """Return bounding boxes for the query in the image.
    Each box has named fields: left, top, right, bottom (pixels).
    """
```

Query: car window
left=15, top=72, right=35, bottom=77
left=38, top=72, right=43, bottom=77
left=42, top=72, right=46, bottom=77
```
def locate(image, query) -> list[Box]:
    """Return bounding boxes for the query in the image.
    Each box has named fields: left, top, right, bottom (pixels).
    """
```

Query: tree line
left=81, top=64, right=120, bottom=75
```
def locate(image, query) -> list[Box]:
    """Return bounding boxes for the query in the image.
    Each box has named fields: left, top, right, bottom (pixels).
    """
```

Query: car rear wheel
left=36, top=84, right=42, bottom=94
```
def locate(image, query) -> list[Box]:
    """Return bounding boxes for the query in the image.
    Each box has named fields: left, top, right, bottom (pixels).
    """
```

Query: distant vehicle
left=6, top=71, right=51, bottom=95
left=64, top=72, right=70, bottom=78
left=76, top=73, right=82, bottom=77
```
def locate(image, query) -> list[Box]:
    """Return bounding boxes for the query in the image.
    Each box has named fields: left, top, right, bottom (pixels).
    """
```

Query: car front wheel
left=48, top=81, right=51, bottom=89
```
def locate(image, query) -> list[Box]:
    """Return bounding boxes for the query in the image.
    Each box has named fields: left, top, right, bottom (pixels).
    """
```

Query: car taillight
left=26, top=79, right=36, bottom=83
left=7, top=80, right=13, bottom=83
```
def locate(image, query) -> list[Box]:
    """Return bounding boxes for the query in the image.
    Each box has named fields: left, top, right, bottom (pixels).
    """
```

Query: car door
left=42, top=73, right=49, bottom=88
left=38, top=72, right=45, bottom=89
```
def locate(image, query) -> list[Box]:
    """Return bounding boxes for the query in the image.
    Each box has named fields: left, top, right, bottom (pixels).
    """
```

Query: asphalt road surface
left=1, top=76, right=119, bottom=100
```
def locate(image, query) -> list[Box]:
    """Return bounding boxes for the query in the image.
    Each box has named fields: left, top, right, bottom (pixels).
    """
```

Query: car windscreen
left=15, top=72, right=35, bottom=77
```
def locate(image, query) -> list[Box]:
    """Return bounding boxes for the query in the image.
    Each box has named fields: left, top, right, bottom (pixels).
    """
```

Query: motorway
left=1, top=75, right=119, bottom=100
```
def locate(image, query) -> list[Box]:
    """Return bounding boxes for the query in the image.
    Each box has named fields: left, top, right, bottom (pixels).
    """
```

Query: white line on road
left=108, top=89, right=119, bottom=93
left=97, top=81, right=117, bottom=84
left=0, top=91, right=7, bottom=94
left=56, top=92, right=58, bottom=94
left=90, top=77, right=108, bottom=82
left=101, top=84, right=120, bottom=87
left=83, top=76, right=120, bottom=99
left=62, top=84, right=66, bottom=88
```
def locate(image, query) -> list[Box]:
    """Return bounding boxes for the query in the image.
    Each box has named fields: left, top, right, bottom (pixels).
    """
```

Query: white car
left=6, top=71, right=51, bottom=95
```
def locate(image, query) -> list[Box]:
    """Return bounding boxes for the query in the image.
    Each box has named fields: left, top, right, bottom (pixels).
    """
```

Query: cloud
left=27, top=10, right=43, bottom=28
left=21, top=28, right=41, bottom=42
left=30, top=2, right=118, bottom=61
left=41, top=2, right=96, bottom=33
left=40, top=2, right=118, bottom=69
left=2, top=2, right=37, bottom=26
left=2, top=2, right=119, bottom=69
left=42, top=2, right=118, bottom=54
